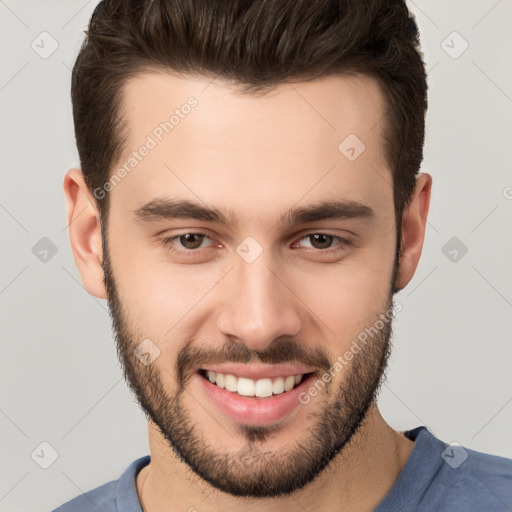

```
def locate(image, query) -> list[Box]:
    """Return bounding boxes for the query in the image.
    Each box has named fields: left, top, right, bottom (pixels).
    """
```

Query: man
left=54, top=0, right=512, bottom=511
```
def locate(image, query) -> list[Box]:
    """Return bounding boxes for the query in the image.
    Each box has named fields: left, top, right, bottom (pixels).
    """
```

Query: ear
left=395, top=173, right=432, bottom=291
left=63, top=168, right=107, bottom=299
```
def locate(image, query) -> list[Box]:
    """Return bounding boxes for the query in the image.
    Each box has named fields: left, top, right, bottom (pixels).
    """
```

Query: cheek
left=290, top=248, right=394, bottom=344
left=110, top=233, right=225, bottom=342
left=118, top=270, right=201, bottom=334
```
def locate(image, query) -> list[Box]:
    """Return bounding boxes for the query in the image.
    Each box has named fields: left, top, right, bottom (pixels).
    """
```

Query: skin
left=64, top=71, right=432, bottom=511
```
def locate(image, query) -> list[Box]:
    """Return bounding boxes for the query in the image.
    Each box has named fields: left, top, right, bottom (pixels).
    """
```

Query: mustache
left=176, top=337, right=332, bottom=388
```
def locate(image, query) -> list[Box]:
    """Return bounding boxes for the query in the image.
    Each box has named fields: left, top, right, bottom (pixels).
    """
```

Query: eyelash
left=160, top=232, right=352, bottom=256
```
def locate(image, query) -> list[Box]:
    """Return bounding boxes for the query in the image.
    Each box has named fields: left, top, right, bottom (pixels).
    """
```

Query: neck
left=136, top=405, right=414, bottom=512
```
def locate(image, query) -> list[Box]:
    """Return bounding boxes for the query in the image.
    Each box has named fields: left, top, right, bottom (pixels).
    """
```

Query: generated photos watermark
left=93, top=96, right=198, bottom=200
left=298, top=302, right=402, bottom=405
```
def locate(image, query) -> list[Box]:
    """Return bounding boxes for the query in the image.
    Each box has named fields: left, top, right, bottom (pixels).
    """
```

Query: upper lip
left=199, top=363, right=315, bottom=380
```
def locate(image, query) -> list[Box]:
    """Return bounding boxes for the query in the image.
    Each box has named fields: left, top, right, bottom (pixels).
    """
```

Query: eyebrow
left=133, top=197, right=375, bottom=228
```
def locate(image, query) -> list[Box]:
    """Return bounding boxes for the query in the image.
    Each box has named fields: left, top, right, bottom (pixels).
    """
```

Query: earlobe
left=394, top=173, right=433, bottom=292
left=63, top=168, right=107, bottom=299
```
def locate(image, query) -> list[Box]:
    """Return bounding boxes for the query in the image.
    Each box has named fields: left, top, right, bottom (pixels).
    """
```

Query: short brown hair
left=72, top=0, right=427, bottom=258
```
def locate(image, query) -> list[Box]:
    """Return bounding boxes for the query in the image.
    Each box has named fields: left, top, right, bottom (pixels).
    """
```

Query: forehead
left=112, top=71, right=392, bottom=219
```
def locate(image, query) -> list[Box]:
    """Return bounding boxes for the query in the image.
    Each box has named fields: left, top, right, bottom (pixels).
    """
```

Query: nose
left=215, top=253, right=302, bottom=352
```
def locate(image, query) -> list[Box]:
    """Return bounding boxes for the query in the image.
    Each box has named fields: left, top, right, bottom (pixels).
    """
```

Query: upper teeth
left=205, top=371, right=304, bottom=397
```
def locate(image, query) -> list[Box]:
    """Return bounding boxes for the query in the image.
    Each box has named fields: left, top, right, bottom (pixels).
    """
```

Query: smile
left=195, top=368, right=317, bottom=425
left=198, top=368, right=313, bottom=398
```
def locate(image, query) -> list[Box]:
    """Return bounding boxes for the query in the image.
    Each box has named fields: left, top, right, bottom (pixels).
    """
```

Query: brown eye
left=162, top=233, right=214, bottom=254
left=309, top=233, right=334, bottom=249
left=292, top=233, right=352, bottom=254
left=178, top=233, right=206, bottom=249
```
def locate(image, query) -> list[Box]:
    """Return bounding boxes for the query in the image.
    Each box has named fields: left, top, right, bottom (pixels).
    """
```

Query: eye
left=160, top=231, right=352, bottom=258
left=161, top=232, right=216, bottom=252
left=293, top=233, right=352, bottom=251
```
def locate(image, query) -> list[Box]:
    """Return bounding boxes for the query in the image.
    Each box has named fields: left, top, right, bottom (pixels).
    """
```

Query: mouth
left=195, top=368, right=318, bottom=425
left=198, top=368, right=315, bottom=399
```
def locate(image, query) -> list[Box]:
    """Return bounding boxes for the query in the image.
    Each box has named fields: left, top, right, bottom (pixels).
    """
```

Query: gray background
left=1, top=1, right=511, bottom=511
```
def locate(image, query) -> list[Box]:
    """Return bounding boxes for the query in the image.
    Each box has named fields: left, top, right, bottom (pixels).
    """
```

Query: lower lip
left=195, top=371, right=316, bottom=425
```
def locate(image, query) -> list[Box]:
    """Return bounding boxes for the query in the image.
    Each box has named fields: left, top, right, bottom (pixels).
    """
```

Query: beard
left=102, top=237, right=399, bottom=498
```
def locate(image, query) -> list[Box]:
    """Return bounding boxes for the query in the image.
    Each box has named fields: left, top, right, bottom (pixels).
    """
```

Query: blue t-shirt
left=52, top=426, right=512, bottom=511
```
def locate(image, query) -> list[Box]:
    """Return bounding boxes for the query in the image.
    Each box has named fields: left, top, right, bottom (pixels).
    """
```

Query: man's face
left=103, top=72, right=398, bottom=497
